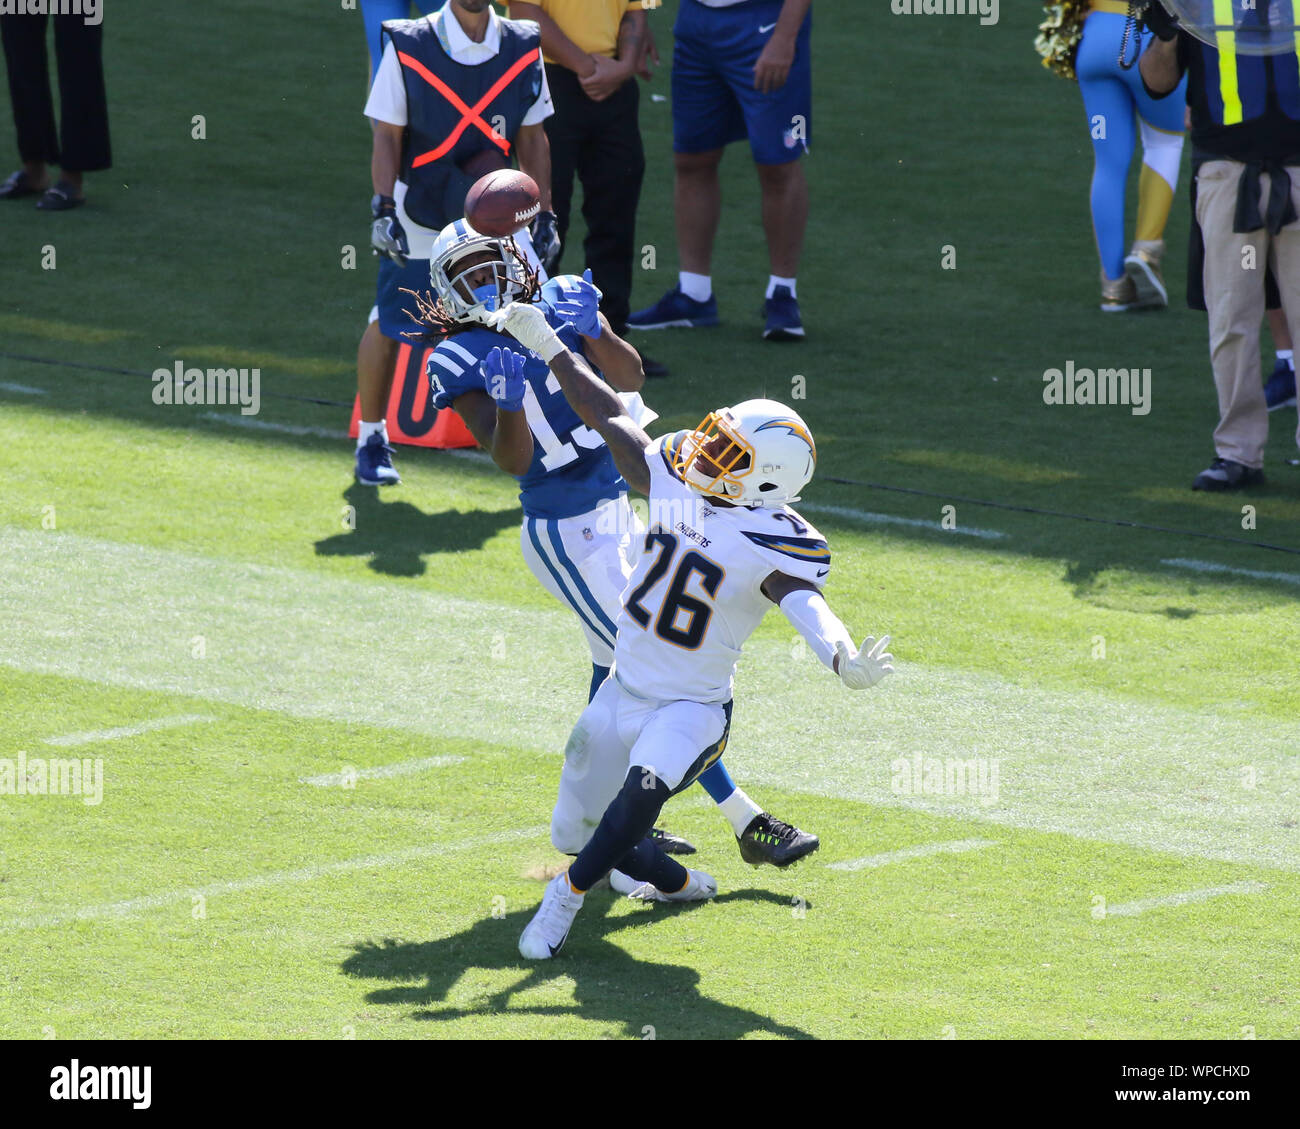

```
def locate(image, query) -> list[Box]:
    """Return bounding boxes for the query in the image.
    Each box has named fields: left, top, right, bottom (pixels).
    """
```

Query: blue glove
left=483, top=345, right=528, bottom=412
left=549, top=268, right=603, bottom=338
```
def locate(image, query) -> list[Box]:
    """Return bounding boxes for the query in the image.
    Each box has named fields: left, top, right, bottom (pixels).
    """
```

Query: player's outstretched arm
left=762, top=571, right=894, bottom=691
left=483, top=301, right=653, bottom=494
left=549, top=270, right=644, bottom=392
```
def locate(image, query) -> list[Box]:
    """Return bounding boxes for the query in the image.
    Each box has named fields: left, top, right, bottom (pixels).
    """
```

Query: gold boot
left=1100, top=271, right=1138, bottom=313
left=1124, top=238, right=1167, bottom=308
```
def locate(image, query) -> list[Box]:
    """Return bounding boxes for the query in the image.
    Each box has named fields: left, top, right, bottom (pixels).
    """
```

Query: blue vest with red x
left=381, top=17, right=542, bottom=232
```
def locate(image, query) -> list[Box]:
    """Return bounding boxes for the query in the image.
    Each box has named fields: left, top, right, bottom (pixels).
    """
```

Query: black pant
left=544, top=63, right=644, bottom=334
left=1, top=12, right=111, bottom=172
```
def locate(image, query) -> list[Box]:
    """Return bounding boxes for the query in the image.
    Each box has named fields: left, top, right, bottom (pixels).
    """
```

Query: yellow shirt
left=531, top=0, right=658, bottom=63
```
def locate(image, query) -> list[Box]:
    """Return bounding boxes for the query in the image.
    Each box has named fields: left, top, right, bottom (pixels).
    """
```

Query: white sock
left=766, top=275, right=797, bottom=299
left=1277, top=349, right=1294, bottom=370
left=717, top=787, right=763, bottom=837
left=357, top=419, right=387, bottom=448
left=678, top=271, right=712, bottom=303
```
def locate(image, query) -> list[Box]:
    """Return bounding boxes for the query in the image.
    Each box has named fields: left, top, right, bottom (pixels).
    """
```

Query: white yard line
left=0, top=382, right=48, bottom=395
left=301, top=755, right=466, bottom=787
left=200, top=412, right=492, bottom=460
left=2, top=825, right=547, bottom=932
left=199, top=413, right=342, bottom=439
left=1161, top=558, right=1300, bottom=587
left=799, top=503, right=1008, bottom=541
left=444, top=446, right=492, bottom=464
left=42, top=714, right=216, bottom=748
left=828, top=838, right=996, bottom=871
left=1102, top=881, right=1268, bottom=918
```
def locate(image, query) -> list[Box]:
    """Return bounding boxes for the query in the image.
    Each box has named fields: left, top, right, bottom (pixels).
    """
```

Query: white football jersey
left=611, top=433, right=831, bottom=704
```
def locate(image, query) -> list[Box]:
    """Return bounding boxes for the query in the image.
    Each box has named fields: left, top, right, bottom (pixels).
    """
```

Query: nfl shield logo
left=582, top=527, right=593, bottom=541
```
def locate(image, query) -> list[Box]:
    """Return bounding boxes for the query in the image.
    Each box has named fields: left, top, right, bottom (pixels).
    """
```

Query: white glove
left=834, top=635, right=894, bottom=690
left=483, top=301, right=566, bottom=363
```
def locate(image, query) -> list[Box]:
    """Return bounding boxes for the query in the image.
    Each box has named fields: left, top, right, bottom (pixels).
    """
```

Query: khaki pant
left=1196, top=159, right=1300, bottom=468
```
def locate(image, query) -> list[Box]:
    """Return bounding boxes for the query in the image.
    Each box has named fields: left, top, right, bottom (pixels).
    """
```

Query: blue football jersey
left=426, top=311, right=627, bottom=519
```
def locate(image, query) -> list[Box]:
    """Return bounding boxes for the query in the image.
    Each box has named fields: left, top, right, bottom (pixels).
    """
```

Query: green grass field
left=0, top=1, right=1297, bottom=1041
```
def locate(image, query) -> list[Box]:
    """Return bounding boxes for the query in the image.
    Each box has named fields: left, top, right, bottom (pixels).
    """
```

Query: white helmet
left=674, top=398, right=817, bottom=508
left=428, top=219, right=531, bottom=325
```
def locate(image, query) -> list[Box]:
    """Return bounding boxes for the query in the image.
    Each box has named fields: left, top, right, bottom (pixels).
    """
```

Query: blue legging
left=361, top=0, right=446, bottom=81
left=1075, top=11, right=1187, bottom=280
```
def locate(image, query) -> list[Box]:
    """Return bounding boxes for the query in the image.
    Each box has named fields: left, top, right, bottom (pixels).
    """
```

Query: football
left=464, top=169, right=541, bottom=237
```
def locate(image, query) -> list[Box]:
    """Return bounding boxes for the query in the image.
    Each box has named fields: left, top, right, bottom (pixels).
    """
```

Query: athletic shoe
left=35, top=181, right=84, bottom=211
left=627, top=868, right=717, bottom=903
left=0, top=170, right=43, bottom=200
left=737, top=812, right=820, bottom=868
left=1192, top=456, right=1265, bottom=492
left=608, top=869, right=640, bottom=896
left=627, top=286, right=719, bottom=330
left=648, top=826, right=696, bottom=855
left=1265, top=359, right=1297, bottom=411
left=518, top=871, right=585, bottom=959
left=355, top=432, right=400, bottom=486
left=1124, top=239, right=1168, bottom=308
left=762, top=286, right=805, bottom=340
left=1100, top=272, right=1138, bottom=312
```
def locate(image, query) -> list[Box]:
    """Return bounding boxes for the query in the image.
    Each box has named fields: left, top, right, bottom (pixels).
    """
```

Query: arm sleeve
left=779, top=588, right=854, bottom=673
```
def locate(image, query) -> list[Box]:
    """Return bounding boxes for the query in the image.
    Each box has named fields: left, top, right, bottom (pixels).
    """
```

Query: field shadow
left=341, top=889, right=814, bottom=1039
left=314, top=483, right=519, bottom=577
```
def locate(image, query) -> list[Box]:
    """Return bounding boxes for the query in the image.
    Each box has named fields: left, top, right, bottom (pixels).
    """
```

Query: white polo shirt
left=365, top=5, right=553, bottom=258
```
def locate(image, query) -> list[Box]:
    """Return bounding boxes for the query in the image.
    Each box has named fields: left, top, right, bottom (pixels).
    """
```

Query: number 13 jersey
left=612, top=432, right=832, bottom=705
left=427, top=311, right=625, bottom=519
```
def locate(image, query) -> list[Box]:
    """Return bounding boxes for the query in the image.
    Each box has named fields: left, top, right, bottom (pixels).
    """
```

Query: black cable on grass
left=821, top=475, right=1300, bottom=558
left=5, top=348, right=1299, bottom=560
left=0, top=350, right=354, bottom=408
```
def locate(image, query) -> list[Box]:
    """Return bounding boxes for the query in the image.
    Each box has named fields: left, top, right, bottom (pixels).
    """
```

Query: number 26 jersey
left=612, top=433, right=832, bottom=705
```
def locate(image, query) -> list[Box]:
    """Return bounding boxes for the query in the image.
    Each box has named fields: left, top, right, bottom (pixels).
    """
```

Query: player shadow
left=314, top=483, right=519, bottom=578
left=341, top=889, right=814, bottom=1040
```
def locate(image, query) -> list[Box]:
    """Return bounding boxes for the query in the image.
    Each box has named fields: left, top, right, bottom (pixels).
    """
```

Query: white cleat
left=608, top=869, right=640, bottom=896
left=519, top=871, right=585, bottom=960
left=627, top=868, right=717, bottom=903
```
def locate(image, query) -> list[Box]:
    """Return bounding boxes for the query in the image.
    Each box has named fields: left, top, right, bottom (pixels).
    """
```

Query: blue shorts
left=361, top=0, right=445, bottom=81
left=376, top=255, right=433, bottom=342
left=671, top=0, right=811, bottom=164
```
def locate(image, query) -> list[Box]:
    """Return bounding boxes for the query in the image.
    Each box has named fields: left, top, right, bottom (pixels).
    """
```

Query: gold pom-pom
left=1035, top=1, right=1091, bottom=81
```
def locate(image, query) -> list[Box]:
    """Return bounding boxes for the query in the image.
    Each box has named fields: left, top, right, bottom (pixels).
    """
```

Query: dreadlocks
left=399, top=238, right=542, bottom=343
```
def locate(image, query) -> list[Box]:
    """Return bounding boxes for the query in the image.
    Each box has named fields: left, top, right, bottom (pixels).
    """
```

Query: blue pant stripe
left=544, top=521, right=621, bottom=641
left=527, top=519, right=616, bottom=651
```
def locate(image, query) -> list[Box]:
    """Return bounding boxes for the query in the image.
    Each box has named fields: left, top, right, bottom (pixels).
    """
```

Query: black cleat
left=648, top=826, right=696, bottom=855
left=1191, top=456, right=1264, bottom=492
left=737, top=813, right=820, bottom=868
